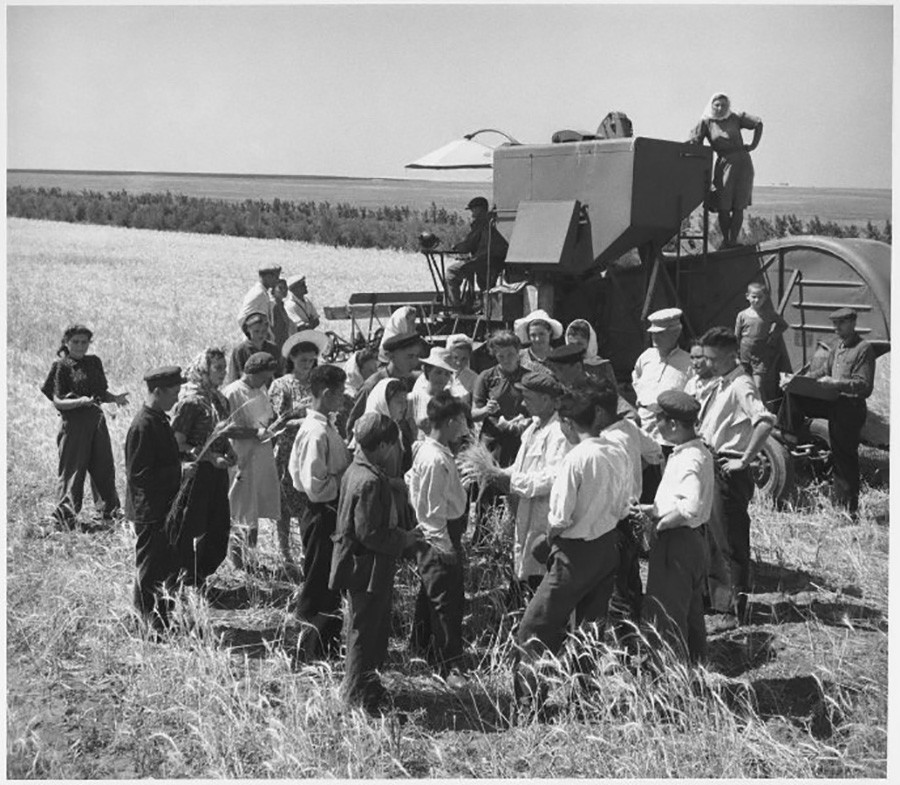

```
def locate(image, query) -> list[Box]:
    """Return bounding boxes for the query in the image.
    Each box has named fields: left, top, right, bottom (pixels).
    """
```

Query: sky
left=5, top=3, right=894, bottom=188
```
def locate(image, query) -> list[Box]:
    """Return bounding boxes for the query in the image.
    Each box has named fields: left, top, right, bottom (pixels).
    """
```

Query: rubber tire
left=753, top=436, right=795, bottom=505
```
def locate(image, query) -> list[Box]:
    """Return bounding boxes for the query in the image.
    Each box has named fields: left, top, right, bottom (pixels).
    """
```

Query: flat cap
left=242, top=311, right=267, bottom=328
left=382, top=330, right=423, bottom=353
left=647, top=307, right=683, bottom=333
left=465, top=196, right=489, bottom=210
left=516, top=370, right=565, bottom=397
left=144, top=365, right=186, bottom=388
left=829, top=307, right=857, bottom=321
left=258, top=264, right=282, bottom=275
left=353, top=412, right=397, bottom=451
left=656, top=389, right=701, bottom=423
left=546, top=343, right=586, bottom=365
left=243, top=352, right=278, bottom=375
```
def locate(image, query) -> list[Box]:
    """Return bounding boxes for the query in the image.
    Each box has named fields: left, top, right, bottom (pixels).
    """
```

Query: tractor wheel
left=753, top=436, right=795, bottom=505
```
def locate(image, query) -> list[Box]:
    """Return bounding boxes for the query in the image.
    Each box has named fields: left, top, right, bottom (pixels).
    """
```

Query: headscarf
left=379, top=306, right=417, bottom=362
left=182, top=349, right=226, bottom=398
left=702, top=92, right=733, bottom=121
left=364, top=377, right=407, bottom=420
left=565, top=319, right=604, bottom=367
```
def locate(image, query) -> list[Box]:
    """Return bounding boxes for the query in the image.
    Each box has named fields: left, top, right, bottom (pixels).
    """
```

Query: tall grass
left=6, top=218, right=889, bottom=777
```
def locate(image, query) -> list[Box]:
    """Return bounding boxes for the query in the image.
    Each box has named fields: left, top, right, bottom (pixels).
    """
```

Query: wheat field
left=5, top=217, right=890, bottom=778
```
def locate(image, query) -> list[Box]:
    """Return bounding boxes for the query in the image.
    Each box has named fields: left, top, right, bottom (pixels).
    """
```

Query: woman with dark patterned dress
left=170, top=348, right=238, bottom=586
left=40, top=324, right=129, bottom=530
left=689, top=92, right=763, bottom=248
left=268, top=330, right=327, bottom=576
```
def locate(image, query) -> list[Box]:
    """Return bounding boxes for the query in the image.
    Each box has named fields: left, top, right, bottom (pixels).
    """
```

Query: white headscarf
left=378, top=306, right=417, bottom=363
left=364, top=377, right=407, bottom=420
left=701, top=92, right=733, bottom=121
left=343, top=352, right=365, bottom=398
left=565, top=318, right=604, bottom=366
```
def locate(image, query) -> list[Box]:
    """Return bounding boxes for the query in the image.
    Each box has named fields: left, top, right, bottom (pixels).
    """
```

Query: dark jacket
left=125, top=405, right=182, bottom=525
left=329, top=452, right=409, bottom=594
left=452, top=214, right=509, bottom=267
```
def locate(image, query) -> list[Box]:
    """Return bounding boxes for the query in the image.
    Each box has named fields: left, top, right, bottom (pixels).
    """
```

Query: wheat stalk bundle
left=457, top=440, right=499, bottom=490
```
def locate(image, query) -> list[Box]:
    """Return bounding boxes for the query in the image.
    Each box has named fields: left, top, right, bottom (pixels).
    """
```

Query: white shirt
left=289, top=409, right=351, bottom=503
left=632, top=346, right=692, bottom=441
left=699, top=364, right=776, bottom=455
left=284, top=293, right=319, bottom=329
left=601, top=418, right=663, bottom=500
left=405, top=437, right=467, bottom=552
left=237, top=281, right=272, bottom=329
left=547, top=436, right=631, bottom=541
left=684, top=373, right=717, bottom=404
left=507, top=413, right=572, bottom=579
left=653, top=438, right=714, bottom=528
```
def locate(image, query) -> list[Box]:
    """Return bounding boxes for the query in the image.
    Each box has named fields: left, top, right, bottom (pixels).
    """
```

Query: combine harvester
left=324, top=128, right=890, bottom=503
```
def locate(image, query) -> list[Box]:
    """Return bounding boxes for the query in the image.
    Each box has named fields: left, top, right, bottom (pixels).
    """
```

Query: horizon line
left=5, top=168, right=891, bottom=193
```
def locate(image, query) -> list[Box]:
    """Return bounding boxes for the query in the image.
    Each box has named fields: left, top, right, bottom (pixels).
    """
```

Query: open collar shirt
left=699, top=364, right=775, bottom=455
left=632, top=346, right=692, bottom=441
left=289, top=409, right=351, bottom=503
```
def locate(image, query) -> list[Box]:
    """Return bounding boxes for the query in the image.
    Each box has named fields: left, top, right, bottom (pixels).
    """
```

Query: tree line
left=7, top=185, right=891, bottom=252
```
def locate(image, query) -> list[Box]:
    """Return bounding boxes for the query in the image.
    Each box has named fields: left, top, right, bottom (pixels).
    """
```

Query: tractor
left=323, top=132, right=891, bottom=503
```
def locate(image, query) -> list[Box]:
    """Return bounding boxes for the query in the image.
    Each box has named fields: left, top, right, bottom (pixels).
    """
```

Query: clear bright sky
left=6, top=3, right=893, bottom=188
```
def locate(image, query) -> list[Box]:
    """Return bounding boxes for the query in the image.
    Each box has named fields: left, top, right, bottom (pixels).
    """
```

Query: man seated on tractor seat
left=446, top=197, right=509, bottom=310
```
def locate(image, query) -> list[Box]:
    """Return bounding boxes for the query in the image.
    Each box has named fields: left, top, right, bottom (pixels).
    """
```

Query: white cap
left=647, top=307, right=683, bottom=333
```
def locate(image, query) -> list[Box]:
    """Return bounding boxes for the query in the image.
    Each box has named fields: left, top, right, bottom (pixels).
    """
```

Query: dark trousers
left=134, top=520, right=177, bottom=631
left=54, top=410, right=119, bottom=526
left=783, top=394, right=867, bottom=513
left=706, top=467, right=755, bottom=614
left=174, top=463, right=231, bottom=585
left=609, top=520, right=644, bottom=640
left=411, top=543, right=465, bottom=674
left=643, top=526, right=708, bottom=663
left=343, top=585, right=394, bottom=710
left=514, top=531, right=619, bottom=704
left=297, top=498, right=342, bottom=656
left=446, top=259, right=503, bottom=305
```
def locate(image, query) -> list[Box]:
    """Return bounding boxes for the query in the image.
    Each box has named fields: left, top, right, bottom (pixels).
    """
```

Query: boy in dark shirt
left=330, top=413, right=421, bottom=714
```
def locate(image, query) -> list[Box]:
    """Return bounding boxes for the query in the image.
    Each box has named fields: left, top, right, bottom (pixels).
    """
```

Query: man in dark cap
left=446, top=196, right=509, bottom=310
left=330, top=413, right=422, bottom=714
left=638, top=389, right=714, bottom=664
left=546, top=343, right=637, bottom=421
left=238, top=264, right=281, bottom=332
left=781, top=308, right=876, bottom=517
left=125, top=366, right=195, bottom=633
left=346, top=331, right=424, bottom=434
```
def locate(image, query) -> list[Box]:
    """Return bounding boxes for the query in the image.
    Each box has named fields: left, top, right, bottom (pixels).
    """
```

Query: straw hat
left=281, top=329, right=328, bottom=359
left=514, top=309, right=563, bottom=343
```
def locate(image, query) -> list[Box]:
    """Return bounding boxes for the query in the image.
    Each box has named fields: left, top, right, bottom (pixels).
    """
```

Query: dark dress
left=169, top=389, right=233, bottom=584
left=125, top=405, right=183, bottom=630
left=41, top=354, right=120, bottom=528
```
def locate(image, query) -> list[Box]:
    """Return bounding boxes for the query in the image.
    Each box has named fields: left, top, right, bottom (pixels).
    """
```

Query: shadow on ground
left=386, top=676, right=511, bottom=734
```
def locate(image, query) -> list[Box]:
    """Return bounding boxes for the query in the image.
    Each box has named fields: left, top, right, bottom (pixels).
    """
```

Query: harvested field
left=5, top=218, right=890, bottom=777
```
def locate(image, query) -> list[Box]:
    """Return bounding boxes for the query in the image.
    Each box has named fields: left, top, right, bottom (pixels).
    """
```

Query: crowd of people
left=41, top=244, right=875, bottom=717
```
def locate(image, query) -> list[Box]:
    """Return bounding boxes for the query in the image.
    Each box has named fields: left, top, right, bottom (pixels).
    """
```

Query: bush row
left=6, top=186, right=471, bottom=251
left=7, top=186, right=891, bottom=252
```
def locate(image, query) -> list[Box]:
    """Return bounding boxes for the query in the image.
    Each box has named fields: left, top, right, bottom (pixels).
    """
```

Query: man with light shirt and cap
left=468, top=370, right=572, bottom=608
left=698, top=326, right=774, bottom=621
left=125, top=365, right=195, bottom=633
left=446, top=196, right=509, bottom=309
left=284, top=274, right=320, bottom=331
left=346, top=331, right=424, bottom=434
left=631, top=307, right=692, bottom=499
left=639, top=389, right=714, bottom=664
left=779, top=307, right=876, bottom=518
left=238, top=264, right=281, bottom=332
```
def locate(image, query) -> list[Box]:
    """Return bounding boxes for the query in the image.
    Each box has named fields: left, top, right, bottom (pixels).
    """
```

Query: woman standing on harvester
left=41, top=324, right=129, bottom=530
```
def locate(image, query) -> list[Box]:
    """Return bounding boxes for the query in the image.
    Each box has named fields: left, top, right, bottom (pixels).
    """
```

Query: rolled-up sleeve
left=737, top=378, right=776, bottom=427
left=547, top=458, right=579, bottom=536
left=509, top=430, right=570, bottom=499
